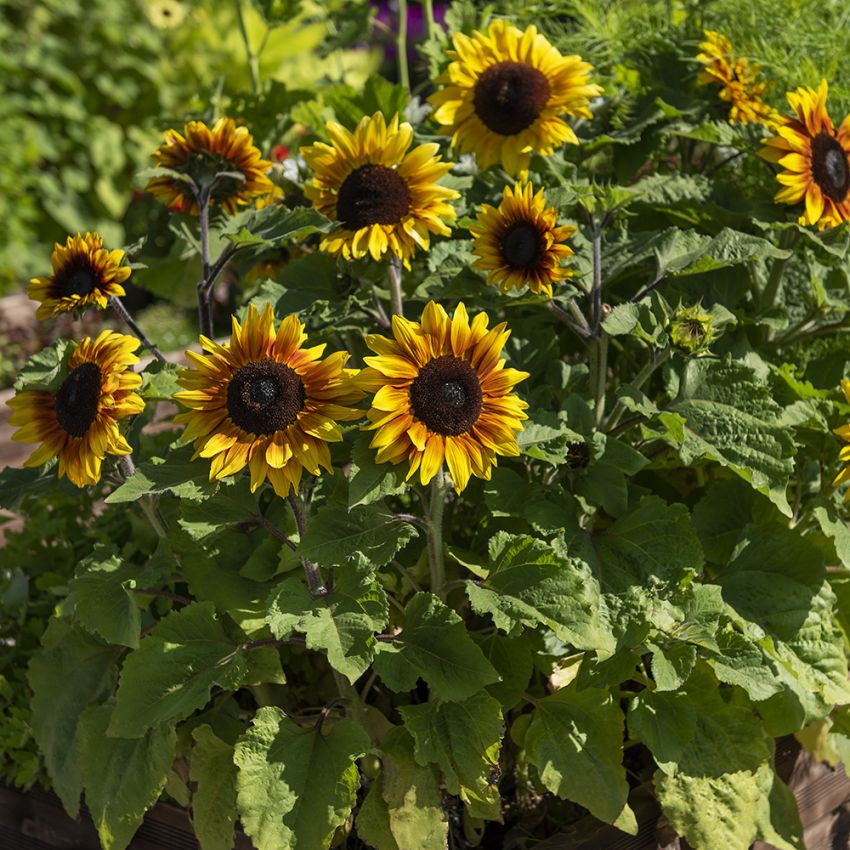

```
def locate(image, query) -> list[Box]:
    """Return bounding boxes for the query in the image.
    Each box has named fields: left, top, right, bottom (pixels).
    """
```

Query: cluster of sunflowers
left=9, top=19, right=850, bottom=506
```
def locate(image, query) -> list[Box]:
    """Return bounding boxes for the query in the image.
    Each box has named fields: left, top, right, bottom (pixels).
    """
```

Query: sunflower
left=760, top=80, right=850, bottom=230
left=26, top=233, right=131, bottom=320
left=696, top=31, right=779, bottom=127
left=357, top=301, right=529, bottom=493
left=469, top=181, right=575, bottom=296
left=428, top=19, right=602, bottom=175
left=147, top=118, right=274, bottom=215
left=173, top=303, right=363, bottom=498
left=834, top=380, right=850, bottom=497
left=7, top=333, right=144, bottom=487
left=301, top=112, right=458, bottom=267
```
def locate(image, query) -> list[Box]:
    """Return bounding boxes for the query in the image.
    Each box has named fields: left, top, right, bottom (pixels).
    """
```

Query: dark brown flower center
left=226, top=358, right=306, bottom=436
left=473, top=61, right=552, bottom=136
left=336, top=164, right=411, bottom=230
left=501, top=221, right=546, bottom=271
left=55, top=362, right=102, bottom=437
left=566, top=441, right=590, bottom=470
left=811, top=132, right=850, bottom=203
left=54, top=259, right=98, bottom=299
left=409, top=355, right=483, bottom=436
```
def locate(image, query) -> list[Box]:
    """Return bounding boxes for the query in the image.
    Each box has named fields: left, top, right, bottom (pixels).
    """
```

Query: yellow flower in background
left=429, top=20, right=602, bottom=174
left=357, top=301, right=529, bottom=493
left=147, top=118, right=274, bottom=215
left=301, top=112, right=458, bottom=267
left=760, top=80, right=850, bottom=230
left=469, top=181, right=575, bottom=297
left=696, top=31, right=779, bottom=126
left=8, top=333, right=144, bottom=487
left=26, top=233, right=131, bottom=320
left=834, top=380, right=850, bottom=496
left=145, top=0, right=186, bottom=28
left=173, top=304, right=363, bottom=498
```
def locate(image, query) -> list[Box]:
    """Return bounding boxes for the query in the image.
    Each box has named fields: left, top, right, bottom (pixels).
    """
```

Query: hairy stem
left=590, top=333, right=609, bottom=428
left=388, top=255, right=404, bottom=317
left=396, top=0, right=409, bottom=90
left=235, top=0, right=261, bottom=94
left=760, top=228, right=800, bottom=314
left=109, top=297, right=166, bottom=363
left=423, top=0, right=436, bottom=40
left=118, top=455, right=168, bottom=538
left=605, top=347, right=671, bottom=432
left=288, top=492, right=327, bottom=597
left=197, top=190, right=214, bottom=338
left=426, top=470, right=447, bottom=599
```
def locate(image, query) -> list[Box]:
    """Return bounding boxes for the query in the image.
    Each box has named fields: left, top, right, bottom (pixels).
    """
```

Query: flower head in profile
left=697, top=31, right=779, bottom=127
left=470, top=181, right=575, bottom=296
left=669, top=303, right=717, bottom=355
left=8, top=333, right=144, bottom=487
left=429, top=20, right=602, bottom=174
left=301, top=112, right=458, bottom=267
left=760, top=80, right=850, bottom=230
left=173, top=304, right=363, bottom=498
left=147, top=118, right=273, bottom=215
left=27, top=233, right=131, bottom=320
left=357, top=302, right=529, bottom=493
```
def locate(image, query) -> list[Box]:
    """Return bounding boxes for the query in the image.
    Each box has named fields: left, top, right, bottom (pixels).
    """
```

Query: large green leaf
left=223, top=205, right=332, bottom=248
left=660, top=357, right=796, bottom=515
left=106, top=444, right=215, bottom=503
left=524, top=684, right=636, bottom=832
left=476, top=631, right=534, bottom=710
left=234, top=706, right=369, bottom=850
left=266, top=565, right=388, bottom=682
left=399, top=691, right=503, bottom=820
left=109, top=601, right=247, bottom=737
left=190, top=725, right=238, bottom=850
left=28, top=620, right=116, bottom=817
left=464, top=532, right=615, bottom=655
left=78, top=704, right=177, bottom=850
left=373, top=593, right=499, bottom=701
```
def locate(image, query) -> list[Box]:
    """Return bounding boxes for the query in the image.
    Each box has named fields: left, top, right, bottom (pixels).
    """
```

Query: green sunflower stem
left=288, top=492, right=327, bottom=597
left=235, top=0, right=261, bottom=95
left=759, top=228, right=801, bottom=315
left=426, top=470, right=447, bottom=599
left=604, top=347, right=671, bottom=433
left=423, top=0, right=437, bottom=40
left=109, top=297, right=166, bottom=363
left=397, top=0, right=410, bottom=91
left=118, top=456, right=168, bottom=538
left=197, top=190, right=214, bottom=338
left=590, top=333, right=608, bottom=428
left=388, top=255, right=404, bottom=317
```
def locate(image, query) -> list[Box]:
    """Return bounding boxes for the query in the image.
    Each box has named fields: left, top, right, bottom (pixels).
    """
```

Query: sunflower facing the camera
left=429, top=19, right=602, bottom=174
left=301, top=112, right=458, bottom=267
left=357, top=301, right=529, bottom=493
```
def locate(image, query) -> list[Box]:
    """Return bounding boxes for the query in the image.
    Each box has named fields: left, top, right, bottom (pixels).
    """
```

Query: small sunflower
left=357, top=301, right=529, bottom=493
left=26, top=233, right=131, bottom=320
left=834, top=379, right=850, bottom=497
left=173, top=303, right=363, bottom=498
left=760, top=80, right=850, bottom=230
left=469, top=181, right=575, bottom=296
left=301, top=112, right=458, bottom=267
left=428, top=19, right=602, bottom=175
left=8, top=333, right=144, bottom=487
left=696, top=31, right=779, bottom=127
left=147, top=118, right=274, bottom=215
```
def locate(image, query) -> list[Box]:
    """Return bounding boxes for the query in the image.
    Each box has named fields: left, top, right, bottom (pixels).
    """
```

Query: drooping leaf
left=28, top=620, right=116, bottom=817
left=223, top=205, right=332, bottom=248
left=373, top=593, right=499, bottom=701
left=190, top=725, right=238, bottom=850
left=234, top=706, right=370, bottom=850
left=400, top=691, right=504, bottom=820
left=78, top=704, right=177, bottom=850
left=109, top=601, right=248, bottom=737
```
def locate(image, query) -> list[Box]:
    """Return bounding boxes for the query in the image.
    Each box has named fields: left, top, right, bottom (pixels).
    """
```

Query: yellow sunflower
left=301, top=112, right=458, bottom=267
left=469, top=181, right=575, bottom=296
left=147, top=118, right=274, bottom=215
left=760, top=80, right=850, bottom=230
left=173, top=303, right=363, bottom=498
left=696, top=31, right=779, bottom=127
left=26, top=233, right=132, bottom=320
left=834, top=379, right=850, bottom=497
left=428, top=19, right=602, bottom=175
left=7, top=332, right=144, bottom=487
left=357, top=301, right=529, bottom=493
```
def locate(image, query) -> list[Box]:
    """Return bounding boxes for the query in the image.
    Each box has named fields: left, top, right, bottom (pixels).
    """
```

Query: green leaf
left=266, top=566, right=389, bottom=683
left=464, top=532, right=615, bottom=655
left=234, top=706, right=369, bottom=850
left=78, top=704, right=177, bottom=850
left=28, top=620, right=116, bottom=817
left=299, top=502, right=417, bottom=569
left=400, top=691, right=503, bottom=820
left=525, top=684, right=635, bottom=831
left=373, top=593, right=499, bottom=701
left=178, top=477, right=259, bottom=540
left=223, top=206, right=332, bottom=248
left=140, top=360, right=181, bottom=401
left=692, top=478, right=758, bottom=564
left=106, top=444, right=215, bottom=503
left=348, top=432, right=406, bottom=508
left=65, top=548, right=140, bottom=648
left=647, top=641, right=696, bottom=691
left=660, top=357, right=796, bottom=515
left=14, top=338, right=71, bottom=392
left=109, top=601, right=247, bottom=737
left=190, top=725, right=238, bottom=850
left=356, top=778, right=400, bottom=850
left=476, top=632, right=533, bottom=709
left=0, top=463, right=59, bottom=510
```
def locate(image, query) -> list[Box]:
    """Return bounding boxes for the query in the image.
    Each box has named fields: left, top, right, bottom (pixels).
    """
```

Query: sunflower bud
left=669, top=304, right=717, bottom=355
